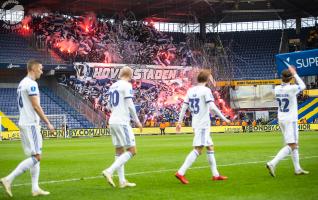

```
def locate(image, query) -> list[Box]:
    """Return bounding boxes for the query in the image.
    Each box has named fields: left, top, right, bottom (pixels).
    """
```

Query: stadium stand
left=29, top=12, right=311, bottom=80
left=0, top=13, right=316, bottom=128
left=27, top=13, right=290, bottom=79
left=0, top=87, right=93, bottom=129
left=62, top=77, right=187, bottom=127
left=213, top=30, right=281, bottom=80
left=0, top=32, right=63, bottom=64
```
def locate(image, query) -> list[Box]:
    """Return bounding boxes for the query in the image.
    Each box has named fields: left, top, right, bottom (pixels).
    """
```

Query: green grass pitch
left=0, top=132, right=317, bottom=200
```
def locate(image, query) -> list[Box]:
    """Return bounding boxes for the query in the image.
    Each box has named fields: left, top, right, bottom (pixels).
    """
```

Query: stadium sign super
left=276, top=49, right=318, bottom=77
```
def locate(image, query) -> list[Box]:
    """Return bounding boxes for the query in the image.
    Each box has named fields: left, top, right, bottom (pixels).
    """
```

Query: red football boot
left=212, top=175, right=228, bottom=181
left=175, top=172, right=189, bottom=184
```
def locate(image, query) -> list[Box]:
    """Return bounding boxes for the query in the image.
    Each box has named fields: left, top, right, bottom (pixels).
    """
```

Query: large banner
left=74, top=63, right=193, bottom=81
left=275, top=49, right=318, bottom=77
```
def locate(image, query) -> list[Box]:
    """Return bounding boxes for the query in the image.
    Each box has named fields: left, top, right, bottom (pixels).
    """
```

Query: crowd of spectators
left=60, top=74, right=318, bottom=127
left=29, top=13, right=197, bottom=66
left=45, top=12, right=318, bottom=127
left=61, top=75, right=194, bottom=126
left=59, top=74, right=235, bottom=127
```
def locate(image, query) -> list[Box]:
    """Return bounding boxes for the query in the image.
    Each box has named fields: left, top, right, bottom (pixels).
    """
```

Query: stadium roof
left=21, top=0, right=318, bottom=23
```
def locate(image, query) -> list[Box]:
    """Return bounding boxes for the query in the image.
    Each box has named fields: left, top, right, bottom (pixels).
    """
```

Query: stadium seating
left=166, top=30, right=293, bottom=80
left=1, top=20, right=312, bottom=81
left=207, top=30, right=281, bottom=80
left=0, top=87, right=93, bottom=129
left=165, top=30, right=280, bottom=80
left=0, top=33, right=63, bottom=64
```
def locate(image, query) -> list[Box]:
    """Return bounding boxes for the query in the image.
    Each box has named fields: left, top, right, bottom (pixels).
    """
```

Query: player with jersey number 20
left=102, top=66, right=143, bottom=188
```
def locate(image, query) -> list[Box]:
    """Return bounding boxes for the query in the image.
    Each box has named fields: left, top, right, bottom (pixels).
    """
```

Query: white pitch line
left=4, top=155, right=318, bottom=188
left=268, top=154, right=304, bottom=158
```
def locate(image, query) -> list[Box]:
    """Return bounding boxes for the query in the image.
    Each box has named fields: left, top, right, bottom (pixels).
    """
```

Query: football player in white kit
left=102, top=66, right=143, bottom=188
left=1, top=60, right=55, bottom=197
left=175, top=70, right=230, bottom=184
left=266, top=66, right=309, bottom=177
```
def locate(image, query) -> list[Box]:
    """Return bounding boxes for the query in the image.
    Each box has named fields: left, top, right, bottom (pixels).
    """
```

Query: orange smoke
left=58, top=39, right=79, bottom=53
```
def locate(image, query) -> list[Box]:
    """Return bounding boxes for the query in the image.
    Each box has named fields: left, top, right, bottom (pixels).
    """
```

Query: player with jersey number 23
left=175, top=70, right=231, bottom=184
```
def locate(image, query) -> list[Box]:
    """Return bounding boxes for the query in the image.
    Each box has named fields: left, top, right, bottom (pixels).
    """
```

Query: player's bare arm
left=30, top=95, right=54, bottom=132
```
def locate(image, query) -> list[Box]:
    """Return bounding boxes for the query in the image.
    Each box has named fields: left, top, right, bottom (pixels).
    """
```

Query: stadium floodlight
left=222, top=9, right=285, bottom=13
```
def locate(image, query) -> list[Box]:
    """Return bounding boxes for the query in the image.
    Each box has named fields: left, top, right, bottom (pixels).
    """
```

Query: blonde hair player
left=102, top=66, right=143, bottom=188
left=266, top=66, right=309, bottom=177
left=175, top=70, right=230, bottom=184
left=1, top=60, right=55, bottom=197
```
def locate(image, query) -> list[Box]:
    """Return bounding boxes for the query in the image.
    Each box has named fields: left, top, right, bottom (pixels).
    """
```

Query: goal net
left=0, top=114, right=67, bottom=140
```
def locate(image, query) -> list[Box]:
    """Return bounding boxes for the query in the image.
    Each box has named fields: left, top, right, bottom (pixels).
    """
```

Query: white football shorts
left=19, top=125, right=42, bottom=156
left=109, top=124, right=136, bottom=148
left=279, top=121, right=299, bottom=144
left=193, top=127, right=213, bottom=147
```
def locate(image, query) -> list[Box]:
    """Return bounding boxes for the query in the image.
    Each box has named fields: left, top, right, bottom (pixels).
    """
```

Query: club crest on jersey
left=31, top=86, right=36, bottom=92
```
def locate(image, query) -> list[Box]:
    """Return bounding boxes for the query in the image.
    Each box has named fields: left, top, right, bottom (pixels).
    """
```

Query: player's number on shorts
left=109, top=90, right=119, bottom=107
left=189, top=98, right=200, bottom=114
left=276, top=98, right=289, bottom=112
left=17, top=91, right=23, bottom=108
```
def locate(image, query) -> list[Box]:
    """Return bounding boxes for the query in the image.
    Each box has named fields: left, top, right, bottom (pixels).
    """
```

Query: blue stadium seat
left=0, top=88, right=93, bottom=129
left=0, top=33, right=64, bottom=64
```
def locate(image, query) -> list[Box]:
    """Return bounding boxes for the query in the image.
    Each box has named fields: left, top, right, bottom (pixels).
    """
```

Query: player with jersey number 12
left=175, top=70, right=230, bottom=184
left=266, top=65, right=309, bottom=177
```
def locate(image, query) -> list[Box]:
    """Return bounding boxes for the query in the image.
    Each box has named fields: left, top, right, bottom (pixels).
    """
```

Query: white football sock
left=269, top=145, right=291, bottom=167
left=30, top=162, right=40, bottom=192
left=207, top=151, right=219, bottom=177
left=115, top=155, right=126, bottom=184
left=291, top=147, right=301, bottom=172
left=178, top=149, right=200, bottom=176
left=106, top=152, right=132, bottom=175
left=6, top=156, right=38, bottom=184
